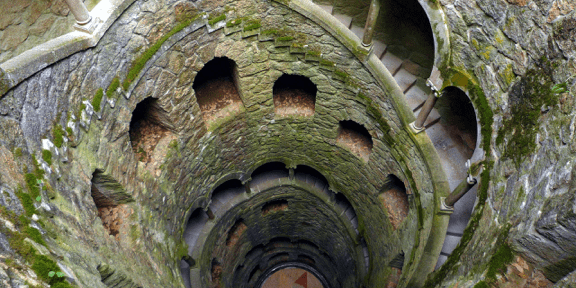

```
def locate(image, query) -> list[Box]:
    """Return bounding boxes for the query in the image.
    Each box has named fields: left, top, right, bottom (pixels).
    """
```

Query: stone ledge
left=0, top=0, right=137, bottom=97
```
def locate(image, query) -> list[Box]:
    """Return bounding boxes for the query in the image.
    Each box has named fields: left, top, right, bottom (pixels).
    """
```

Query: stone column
left=444, top=176, right=477, bottom=207
left=243, top=178, right=251, bottom=194
left=64, top=0, right=92, bottom=25
left=410, top=83, right=442, bottom=133
left=362, top=0, right=380, bottom=47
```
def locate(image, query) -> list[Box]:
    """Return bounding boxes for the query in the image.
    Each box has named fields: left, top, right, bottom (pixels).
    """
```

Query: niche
left=378, top=174, right=409, bottom=230
left=91, top=170, right=134, bottom=239
left=210, top=179, right=244, bottom=215
left=267, top=253, right=290, bottom=266
left=386, top=252, right=405, bottom=287
left=435, top=87, right=478, bottom=157
left=192, top=57, right=244, bottom=126
left=262, top=199, right=289, bottom=216
left=211, top=258, right=223, bottom=285
left=336, top=120, right=373, bottom=162
left=273, top=74, right=317, bottom=117
left=129, top=97, right=174, bottom=165
left=226, top=219, right=247, bottom=248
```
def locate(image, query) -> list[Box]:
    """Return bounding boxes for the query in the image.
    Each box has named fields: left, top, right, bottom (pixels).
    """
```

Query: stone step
left=380, top=52, right=403, bottom=74
left=393, top=68, right=417, bottom=92
left=373, top=40, right=386, bottom=59
left=318, top=4, right=334, bottom=14
left=404, top=86, right=429, bottom=112
left=350, top=25, right=364, bottom=39
left=333, top=13, right=353, bottom=28
left=413, top=107, right=441, bottom=128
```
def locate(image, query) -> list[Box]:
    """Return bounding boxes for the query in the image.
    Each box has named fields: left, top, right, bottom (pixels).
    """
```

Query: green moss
left=208, top=13, right=226, bottom=26
left=276, top=36, right=294, bottom=41
left=542, top=255, right=576, bottom=282
left=14, top=147, right=22, bottom=158
left=25, top=173, right=40, bottom=199
left=261, top=29, right=278, bottom=35
left=16, top=191, right=35, bottom=217
left=26, top=227, right=46, bottom=246
left=123, top=12, right=203, bottom=90
left=319, top=59, right=335, bottom=67
left=291, top=42, right=305, bottom=48
left=243, top=20, right=261, bottom=31
left=42, top=150, right=52, bottom=166
left=32, top=255, right=68, bottom=285
left=92, top=88, right=104, bottom=112
left=334, top=69, right=349, bottom=79
left=307, top=50, right=321, bottom=57
left=473, top=281, right=489, bottom=288
left=486, top=243, right=514, bottom=280
left=226, top=17, right=244, bottom=28
left=53, top=124, right=65, bottom=148
left=106, top=77, right=120, bottom=98
left=65, top=127, right=73, bottom=136
left=497, top=63, right=561, bottom=167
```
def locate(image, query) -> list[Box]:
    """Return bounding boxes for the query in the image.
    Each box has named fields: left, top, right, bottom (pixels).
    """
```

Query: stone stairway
left=313, top=0, right=476, bottom=268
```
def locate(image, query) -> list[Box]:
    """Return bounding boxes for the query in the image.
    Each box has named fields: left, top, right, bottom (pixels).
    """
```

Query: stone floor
left=262, top=268, right=324, bottom=288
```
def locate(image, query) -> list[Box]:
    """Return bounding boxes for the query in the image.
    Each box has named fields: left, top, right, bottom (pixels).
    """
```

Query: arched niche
left=209, top=179, right=245, bottom=216
left=273, top=74, right=317, bottom=117
left=336, top=120, right=373, bottom=162
left=378, top=174, right=409, bottom=231
left=192, top=57, right=244, bottom=127
left=129, top=96, right=175, bottom=163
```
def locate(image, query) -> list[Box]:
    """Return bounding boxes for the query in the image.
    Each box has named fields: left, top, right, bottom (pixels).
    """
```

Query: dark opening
left=262, top=199, right=289, bottom=216
left=192, top=57, right=243, bottom=124
left=376, top=0, right=435, bottom=74
left=334, top=192, right=359, bottom=234
left=268, top=253, right=290, bottom=266
left=183, top=208, right=209, bottom=253
left=251, top=162, right=289, bottom=181
left=295, top=165, right=328, bottom=186
left=91, top=170, right=133, bottom=238
left=379, top=174, right=409, bottom=230
left=273, top=74, right=317, bottom=117
left=337, top=120, right=373, bottom=162
left=226, top=219, right=247, bottom=248
left=210, top=179, right=244, bottom=214
left=211, top=258, right=223, bottom=284
left=298, top=254, right=316, bottom=266
left=435, top=87, right=478, bottom=156
left=129, top=97, right=173, bottom=163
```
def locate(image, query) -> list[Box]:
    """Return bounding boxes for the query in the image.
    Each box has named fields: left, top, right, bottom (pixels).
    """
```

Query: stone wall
left=427, top=0, right=576, bottom=286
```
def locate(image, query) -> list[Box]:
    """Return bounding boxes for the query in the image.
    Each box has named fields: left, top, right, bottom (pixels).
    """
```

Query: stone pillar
left=289, top=168, right=295, bottom=180
left=444, top=176, right=477, bottom=207
left=410, top=84, right=442, bottom=133
left=182, top=255, right=196, bottom=267
left=243, top=178, right=251, bottom=194
left=64, top=0, right=92, bottom=25
left=362, top=0, right=380, bottom=47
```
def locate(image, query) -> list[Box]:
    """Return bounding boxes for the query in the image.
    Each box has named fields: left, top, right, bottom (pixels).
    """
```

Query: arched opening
left=90, top=170, right=133, bottom=239
left=435, top=87, right=478, bottom=158
left=262, top=199, right=289, bottom=216
left=334, top=192, right=359, bottom=235
left=250, top=162, right=290, bottom=186
left=226, top=218, right=248, bottom=248
left=192, top=57, right=244, bottom=126
left=210, top=179, right=244, bottom=215
left=378, top=174, right=409, bottom=230
left=273, top=74, right=317, bottom=117
left=129, top=97, right=175, bottom=164
left=336, top=120, right=373, bottom=162
left=183, top=208, right=209, bottom=254
left=375, top=0, right=434, bottom=77
left=294, top=165, right=331, bottom=198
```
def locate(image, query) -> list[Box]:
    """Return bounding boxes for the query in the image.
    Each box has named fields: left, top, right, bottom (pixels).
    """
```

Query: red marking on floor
left=295, top=272, right=307, bottom=288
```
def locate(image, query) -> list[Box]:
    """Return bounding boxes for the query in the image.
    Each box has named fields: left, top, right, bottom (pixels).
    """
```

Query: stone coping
left=0, top=0, right=137, bottom=97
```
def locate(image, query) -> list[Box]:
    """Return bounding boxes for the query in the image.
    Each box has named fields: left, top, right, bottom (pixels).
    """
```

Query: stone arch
left=436, top=86, right=479, bottom=160
left=192, top=57, right=245, bottom=128
left=273, top=74, right=317, bottom=117
left=209, top=179, right=245, bottom=216
left=336, top=120, right=373, bottom=162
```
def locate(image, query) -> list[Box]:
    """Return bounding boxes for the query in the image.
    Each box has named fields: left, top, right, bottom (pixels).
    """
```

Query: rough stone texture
left=0, top=0, right=77, bottom=64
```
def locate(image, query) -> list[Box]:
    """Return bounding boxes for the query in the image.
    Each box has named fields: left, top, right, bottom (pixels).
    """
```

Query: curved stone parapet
left=0, top=0, right=136, bottom=97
